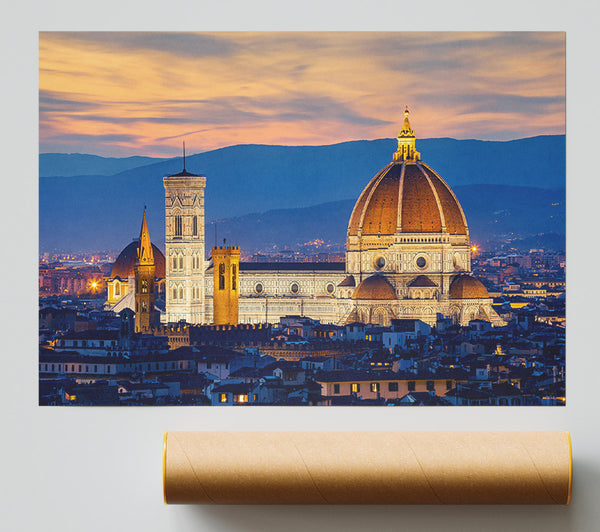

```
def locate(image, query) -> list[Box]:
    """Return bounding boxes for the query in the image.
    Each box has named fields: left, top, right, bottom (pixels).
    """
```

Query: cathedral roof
left=109, top=241, right=165, bottom=280
left=347, top=110, right=467, bottom=238
left=338, top=275, right=356, bottom=287
left=449, top=274, right=490, bottom=299
left=352, top=275, right=396, bottom=300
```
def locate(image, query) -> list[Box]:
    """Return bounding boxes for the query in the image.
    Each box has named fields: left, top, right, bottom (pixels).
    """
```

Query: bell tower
left=163, top=143, right=207, bottom=324
left=134, top=209, right=156, bottom=332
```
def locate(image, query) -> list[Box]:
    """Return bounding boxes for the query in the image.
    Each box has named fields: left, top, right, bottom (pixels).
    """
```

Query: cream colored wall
left=164, top=175, right=207, bottom=324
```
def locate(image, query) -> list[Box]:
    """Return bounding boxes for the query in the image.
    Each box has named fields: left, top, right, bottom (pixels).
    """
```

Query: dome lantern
left=393, top=106, right=421, bottom=162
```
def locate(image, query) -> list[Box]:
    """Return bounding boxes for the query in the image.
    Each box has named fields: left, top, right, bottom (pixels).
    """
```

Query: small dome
left=450, top=274, right=489, bottom=299
left=408, top=275, right=438, bottom=287
left=109, top=240, right=166, bottom=280
left=352, top=275, right=396, bottom=300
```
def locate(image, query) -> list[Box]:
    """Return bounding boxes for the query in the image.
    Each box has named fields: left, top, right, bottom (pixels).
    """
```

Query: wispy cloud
left=39, top=31, right=565, bottom=157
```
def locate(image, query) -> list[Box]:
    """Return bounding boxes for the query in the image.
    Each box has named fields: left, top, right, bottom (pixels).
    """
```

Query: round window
left=254, top=283, right=263, bottom=294
left=326, top=283, right=335, bottom=295
left=416, top=256, right=427, bottom=268
left=290, top=283, right=299, bottom=294
left=374, top=256, right=386, bottom=270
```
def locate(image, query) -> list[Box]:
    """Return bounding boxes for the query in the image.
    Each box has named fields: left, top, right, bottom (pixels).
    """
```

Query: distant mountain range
left=40, top=153, right=169, bottom=177
left=39, top=135, right=565, bottom=253
left=211, top=185, right=565, bottom=253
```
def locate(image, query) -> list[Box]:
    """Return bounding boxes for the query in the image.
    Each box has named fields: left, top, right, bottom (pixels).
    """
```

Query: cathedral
left=107, top=109, right=504, bottom=328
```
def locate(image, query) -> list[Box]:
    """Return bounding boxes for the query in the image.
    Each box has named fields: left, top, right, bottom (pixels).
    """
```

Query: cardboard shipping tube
left=163, top=431, right=572, bottom=505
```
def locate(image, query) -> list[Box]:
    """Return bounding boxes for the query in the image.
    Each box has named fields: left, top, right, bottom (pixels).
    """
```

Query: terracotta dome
left=347, top=109, right=467, bottom=239
left=408, top=275, right=438, bottom=287
left=449, top=274, right=489, bottom=299
left=352, top=275, right=396, bottom=300
left=348, top=161, right=467, bottom=237
left=109, top=240, right=166, bottom=280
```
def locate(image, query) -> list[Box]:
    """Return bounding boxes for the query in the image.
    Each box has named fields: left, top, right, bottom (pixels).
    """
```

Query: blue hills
left=39, top=135, right=565, bottom=253
left=39, top=153, right=169, bottom=177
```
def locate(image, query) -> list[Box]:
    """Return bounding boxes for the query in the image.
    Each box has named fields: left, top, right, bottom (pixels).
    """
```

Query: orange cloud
left=39, top=31, right=565, bottom=157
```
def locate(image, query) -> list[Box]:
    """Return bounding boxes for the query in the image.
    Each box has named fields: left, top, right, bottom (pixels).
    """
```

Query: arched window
left=172, top=257, right=177, bottom=270
left=141, top=279, right=148, bottom=293
left=219, top=263, right=225, bottom=290
left=179, top=256, right=184, bottom=270
left=192, top=215, right=198, bottom=236
left=179, top=287, right=184, bottom=299
left=175, top=215, right=183, bottom=236
left=172, top=287, right=177, bottom=300
left=115, top=282, right=120, bottom=296
left=231, top=264, right=237, bottom=291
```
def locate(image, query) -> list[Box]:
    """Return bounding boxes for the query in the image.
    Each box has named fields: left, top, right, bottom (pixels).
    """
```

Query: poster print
left=39, top=32, right=565, bottom=406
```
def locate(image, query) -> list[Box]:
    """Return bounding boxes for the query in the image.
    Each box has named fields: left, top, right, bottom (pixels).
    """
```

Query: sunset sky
left=39, top=31, right=565, bottom=157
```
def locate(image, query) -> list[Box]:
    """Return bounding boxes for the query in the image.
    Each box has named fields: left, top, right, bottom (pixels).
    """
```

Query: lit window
left=371, top=382, right=380, bottom=393
left=351, top=383, right=360, bottom=393
left=235, top=394, right=248, bottom=404
left=219, top=393, right=228, bottom=403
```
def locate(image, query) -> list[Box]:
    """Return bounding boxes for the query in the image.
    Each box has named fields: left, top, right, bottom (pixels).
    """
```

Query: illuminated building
left=212, top=246, right=240, bottom=325
left=159, top=109, right=503, bottom=326
left=163, top=152, right=207, bottom=324
left=134, top=210, right=156, bottom=332
left=105, top=210, right=165, bottom=318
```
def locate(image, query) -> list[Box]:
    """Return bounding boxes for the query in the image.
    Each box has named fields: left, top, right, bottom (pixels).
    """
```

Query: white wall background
left=2, top=2, right=599, bottom=531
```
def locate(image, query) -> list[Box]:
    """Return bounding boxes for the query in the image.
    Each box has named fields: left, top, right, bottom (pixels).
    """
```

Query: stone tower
left=163, top=146, right=207, bottom=324
left=212, top=246, right=240, bottom=325
left=134, top=209, right=156, bottom=332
